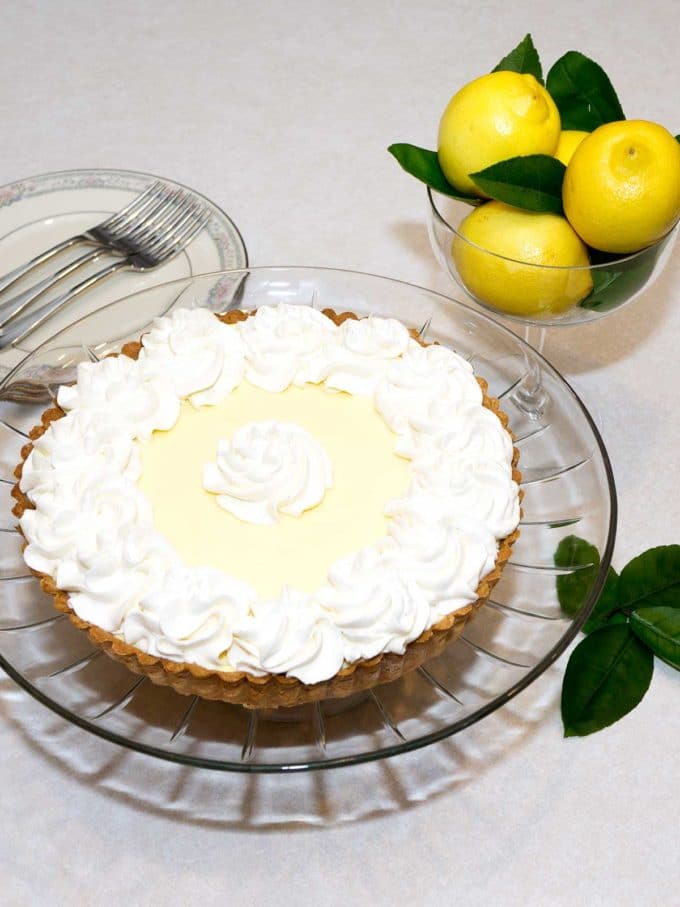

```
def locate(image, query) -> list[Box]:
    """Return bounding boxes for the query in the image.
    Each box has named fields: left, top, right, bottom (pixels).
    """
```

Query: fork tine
left=118, top=189, right=189, bottom=248
left=142, top=210, right=208, bottom=264
left=144, top=200, right=207, bottom=253
left=131, top=193, right=201, bottom=250
left=119, top=186, right=185, bottom=239
left=105, top=184, right=168, bottom=234
left=101, top=181, right=165, bottom=232
left=125, top=189, right=196, bottom=246
left=151, top=209, right=211, bottom=261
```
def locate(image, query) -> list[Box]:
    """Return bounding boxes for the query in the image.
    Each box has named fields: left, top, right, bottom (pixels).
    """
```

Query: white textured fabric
left=1, top=6, right=677, bottom=903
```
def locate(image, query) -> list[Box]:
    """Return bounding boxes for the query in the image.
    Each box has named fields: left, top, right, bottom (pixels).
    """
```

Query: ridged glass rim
left=0, top=266, right=618, bottom=772
left=427, top=185, right=676, bottom=271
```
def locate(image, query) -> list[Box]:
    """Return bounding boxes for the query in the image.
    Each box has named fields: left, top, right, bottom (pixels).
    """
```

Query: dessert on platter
left=12, top=304, right=521, bottom=708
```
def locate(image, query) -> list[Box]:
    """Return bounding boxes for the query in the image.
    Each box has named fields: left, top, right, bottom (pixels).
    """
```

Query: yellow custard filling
left=137, top=381, right=409, bottom=598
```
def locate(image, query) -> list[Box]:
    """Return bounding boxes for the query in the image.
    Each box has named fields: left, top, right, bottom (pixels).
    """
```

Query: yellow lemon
left=438, top=71, right=561, bottom=196
left=452, top=201, right=593, bottom=317
left=555, top=130, right=590, bottom=166
left=563, top=120, right=680, bottom=253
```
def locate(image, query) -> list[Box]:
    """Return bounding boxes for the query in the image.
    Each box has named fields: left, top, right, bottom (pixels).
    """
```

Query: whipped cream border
left=18, top=304, right=520, bottom=685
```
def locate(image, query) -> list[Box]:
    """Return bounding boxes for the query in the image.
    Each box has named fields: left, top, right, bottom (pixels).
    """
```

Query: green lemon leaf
left=492, top=34, right=543, bottom=84
left=618, top=545, right=680, bottom=611
left=555, top=535, right=621, bottom=632
left=676, top=135, right=680, bottom=143
left=469, top=154, right=565, bottom=214
left=579, top=241, right=665, bottom=313
left=546, top=51, right=625, bottom=131
left=555, top=535, right=601, bottom=618
left=583, top=568, right=622, bottom=634
left=561, top=624, right=653, bottom=737
left=387, top=144, right=480, bottom=203
left=631, top=606, right=680, bottom=669
left=579, top=268, right=621, bottom=309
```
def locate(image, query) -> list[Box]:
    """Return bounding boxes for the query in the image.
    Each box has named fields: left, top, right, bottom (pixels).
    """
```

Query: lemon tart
left=13, top=305, right=521, bottom=708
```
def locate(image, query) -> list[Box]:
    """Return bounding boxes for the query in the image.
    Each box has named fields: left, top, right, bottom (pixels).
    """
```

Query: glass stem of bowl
left=511, top=324, right=548, bottom=421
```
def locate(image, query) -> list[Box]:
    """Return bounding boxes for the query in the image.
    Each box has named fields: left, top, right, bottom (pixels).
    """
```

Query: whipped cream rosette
left=323, top=314, right=411, bottom=395
left=237, top=303, right=337, bottom=391
left=202, top=420, right=333, bottom=525
left=14, top=303, right=520, bottom=707
left=138, top=305, right=246, bottom=406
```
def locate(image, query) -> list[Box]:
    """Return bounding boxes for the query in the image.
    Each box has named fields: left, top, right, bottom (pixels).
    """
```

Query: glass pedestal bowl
left=428, top=187, right=679, bottom=327
left=0, top=267, right=616, bottom=772
left=427, top=188, right=679, bottom=418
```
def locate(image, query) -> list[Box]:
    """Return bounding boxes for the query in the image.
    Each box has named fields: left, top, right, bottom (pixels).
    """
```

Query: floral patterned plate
left=0, top=168, right=247, bottom=363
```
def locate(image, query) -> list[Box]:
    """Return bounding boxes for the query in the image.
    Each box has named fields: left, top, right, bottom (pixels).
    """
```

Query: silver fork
left=0, top=182, right=192, bottom=328
left=0, top=195, right=210, bottom=351
left=0, top=181, right=170, bottom=299
left=0, top=378, right=56, bottom=404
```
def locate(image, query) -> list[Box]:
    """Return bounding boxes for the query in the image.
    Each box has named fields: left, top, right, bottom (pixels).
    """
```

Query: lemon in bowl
left=428, top=189, right=679, bottom=325
left=450, top=201, right=592, bottom=318
left=563, top=120, right=680, bottom=253
left=438, top=70, right=561, bottom=195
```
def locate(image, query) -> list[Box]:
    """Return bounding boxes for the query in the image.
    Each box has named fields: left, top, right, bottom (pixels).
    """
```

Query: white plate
left=0, top=168, right=247, bottom=363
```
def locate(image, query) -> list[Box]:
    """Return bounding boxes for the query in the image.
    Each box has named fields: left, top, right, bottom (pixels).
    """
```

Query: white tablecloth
left=2, top=2, right=678, bottom=904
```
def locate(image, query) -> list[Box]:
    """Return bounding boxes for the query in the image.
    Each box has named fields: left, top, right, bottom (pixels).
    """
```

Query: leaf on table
left=546, top=51, right=625, bottom=131
left=555, top=535, right=601, bottom=618
left=469, top=154, right=566, bottom=214
left=583, top=568, right=622, bottom=634
left=387, top=144, right=481, bottom=203
left=561, top=624, right=654, bottom=737
left=492, top=34, right=543, bottom=84
left=555, top=536, right=621, bottom=632
left=618, top=545, right=680, bottom=611
left=630, top=606, right=680, bottom=669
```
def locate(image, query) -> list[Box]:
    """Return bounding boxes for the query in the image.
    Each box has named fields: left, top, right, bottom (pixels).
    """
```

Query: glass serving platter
left=0, top=267, right=616, bottom=772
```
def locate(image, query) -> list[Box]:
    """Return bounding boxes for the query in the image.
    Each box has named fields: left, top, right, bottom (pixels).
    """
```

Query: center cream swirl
left=202, top=420, right=333, bottom=525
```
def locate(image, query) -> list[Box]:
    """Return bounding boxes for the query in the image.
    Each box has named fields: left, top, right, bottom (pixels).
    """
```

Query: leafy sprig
left=469, top=155, right=566, bottom=215
left=492, top=33, right=543, bottom=84
left=556, top=538, right=680, bottom=736
left=546, top=51, right=625, bottom=131
left=387, top=144, right=480, bottom=203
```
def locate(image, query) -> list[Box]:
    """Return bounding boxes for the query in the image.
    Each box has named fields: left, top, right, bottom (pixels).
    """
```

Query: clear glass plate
left=0, top=267, right=616, bottom=772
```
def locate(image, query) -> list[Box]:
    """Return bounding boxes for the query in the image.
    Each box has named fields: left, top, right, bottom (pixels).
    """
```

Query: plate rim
left=0, top=165, right=249, bottom=272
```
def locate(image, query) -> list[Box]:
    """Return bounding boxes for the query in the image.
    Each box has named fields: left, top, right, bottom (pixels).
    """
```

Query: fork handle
left=0, top=258, right=130, bottom=350
left=0, top=234, right=91, bottom=297
left=0, top=247, right=108, bottom=328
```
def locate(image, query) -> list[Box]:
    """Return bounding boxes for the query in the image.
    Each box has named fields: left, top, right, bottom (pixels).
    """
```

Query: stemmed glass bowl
left=427, top=187, right=679, bottom=417
left=427, top=188, right=679, bottom=327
